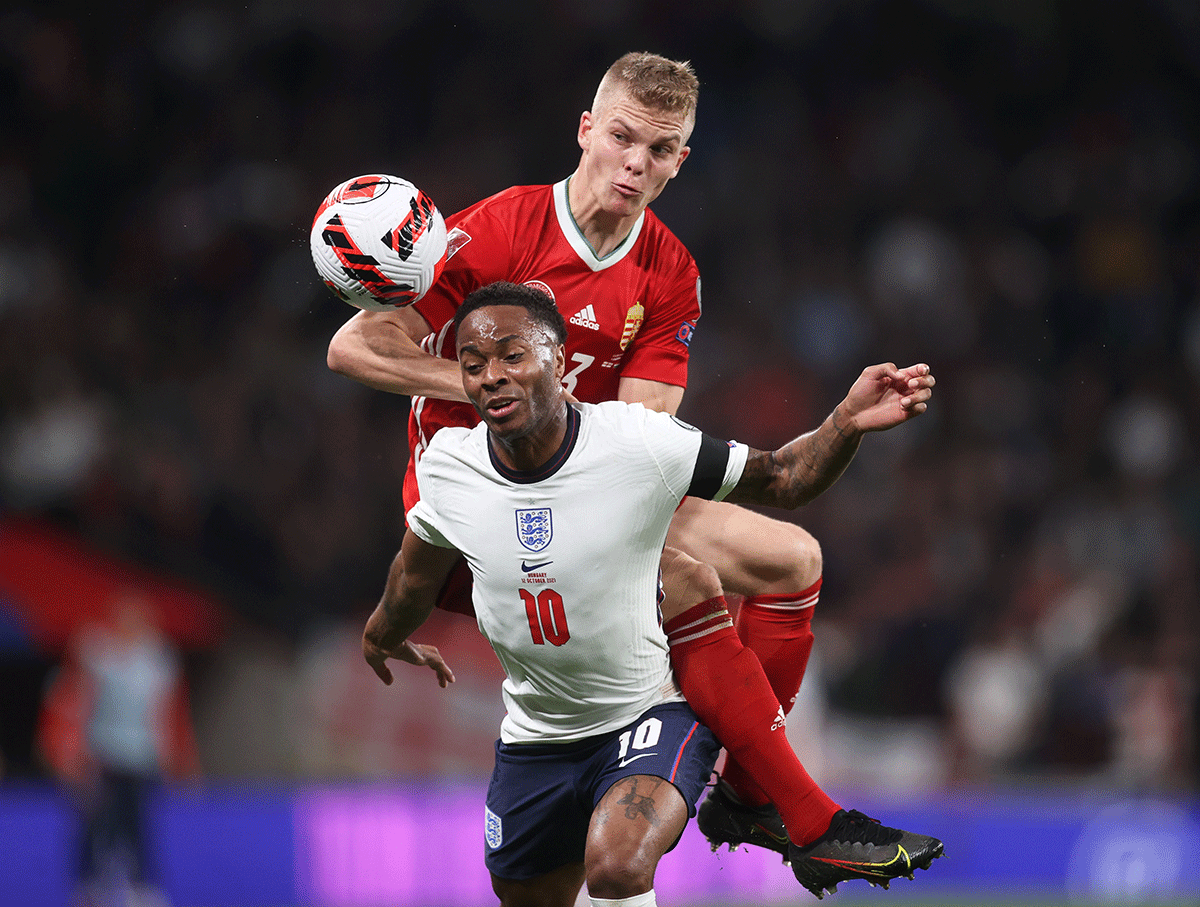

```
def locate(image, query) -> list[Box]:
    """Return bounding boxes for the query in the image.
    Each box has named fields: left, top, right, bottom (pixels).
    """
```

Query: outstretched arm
left=327, top=307, right=470, bottom=402
left=362, top=530, right=463, bottom=687
left=724, top=362, right=934, bottom=510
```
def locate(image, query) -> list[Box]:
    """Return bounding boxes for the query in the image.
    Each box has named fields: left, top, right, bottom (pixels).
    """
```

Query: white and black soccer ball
left=310, top=174, right=448, bottom=311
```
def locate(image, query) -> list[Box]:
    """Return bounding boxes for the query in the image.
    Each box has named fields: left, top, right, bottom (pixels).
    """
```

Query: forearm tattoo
left=734, top=409, right=862, bottom=509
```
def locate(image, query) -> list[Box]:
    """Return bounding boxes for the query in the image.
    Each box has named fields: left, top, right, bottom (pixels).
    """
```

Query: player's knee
left=778, top=523, right=822, bottom=586
left=585, top=854, right=654, bottom=901
left=492, top=875, right=577, bottom=907
left=490, top=878, right=527, bottom=907
left=798, top=532, right=823, bottom=581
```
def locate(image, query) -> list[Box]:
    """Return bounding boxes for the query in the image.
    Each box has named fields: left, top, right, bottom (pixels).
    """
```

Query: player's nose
left=624, top=146, right=649, bottom=174
left=481, top=358, right=507, bottom=386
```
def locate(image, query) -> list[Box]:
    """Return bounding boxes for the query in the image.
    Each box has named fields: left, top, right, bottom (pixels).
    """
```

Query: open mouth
left=485, top=398, right=519, bottom=419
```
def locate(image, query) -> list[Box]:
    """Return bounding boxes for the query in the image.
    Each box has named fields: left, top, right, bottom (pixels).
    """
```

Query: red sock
left=664, top=597, right=839, bottom=846
left=721, top=581, right=820, bottom=808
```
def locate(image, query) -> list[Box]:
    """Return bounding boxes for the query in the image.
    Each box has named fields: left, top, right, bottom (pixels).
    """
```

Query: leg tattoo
left=618, top=778, right=663, bottom=825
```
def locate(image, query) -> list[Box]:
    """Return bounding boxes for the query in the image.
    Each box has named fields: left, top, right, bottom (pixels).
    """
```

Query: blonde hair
left=592, top=52, right=699, bottom=139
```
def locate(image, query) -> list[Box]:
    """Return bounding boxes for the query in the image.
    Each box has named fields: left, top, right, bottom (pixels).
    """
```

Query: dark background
left=1, top=0, right=1197, bottom=788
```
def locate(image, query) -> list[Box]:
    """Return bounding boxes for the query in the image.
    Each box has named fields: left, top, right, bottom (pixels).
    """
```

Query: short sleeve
left=407, top=454, right=458, bottom=549
left=710, top=441, right=748, bottom=502
left=405, top=498, right=456, bottom=549
left=687, top=434, right=749, bottom=502
left=618, top=253, right=701, bottom=389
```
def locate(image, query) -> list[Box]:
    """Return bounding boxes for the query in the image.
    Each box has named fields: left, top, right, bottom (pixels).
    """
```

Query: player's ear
left=578, top=111, right=593, bottom=151
left=671, top=145, right=690, bottom=177
left=554, top=344, right=566, bottom=382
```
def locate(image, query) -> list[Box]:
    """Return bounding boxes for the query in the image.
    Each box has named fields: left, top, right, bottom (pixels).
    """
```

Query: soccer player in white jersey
left=362, top=282, right=943, bottom=905
left=329, top=51, right=834, bottom=857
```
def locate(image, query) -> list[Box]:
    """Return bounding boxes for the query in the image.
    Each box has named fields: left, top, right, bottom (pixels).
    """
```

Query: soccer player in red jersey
left=328, top=52, right=840, bottom=860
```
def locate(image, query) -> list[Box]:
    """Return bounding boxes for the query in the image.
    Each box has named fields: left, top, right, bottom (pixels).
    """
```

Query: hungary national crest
left=516, top=508, right=552, bottom=552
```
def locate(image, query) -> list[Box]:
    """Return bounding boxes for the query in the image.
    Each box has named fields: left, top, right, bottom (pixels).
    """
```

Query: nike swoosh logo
left=754, top=823, right=790, bottom=845
left=618, top=753, right=656, bottom=768
left=815, top=845, right=910, bottom=874
left=521, top=560, right=553, bottom=572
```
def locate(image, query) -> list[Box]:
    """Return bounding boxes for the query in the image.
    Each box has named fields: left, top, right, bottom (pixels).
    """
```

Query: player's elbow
left=326, top=328, right=370, bottom=381
left=326, top=336, right=354, bottom=377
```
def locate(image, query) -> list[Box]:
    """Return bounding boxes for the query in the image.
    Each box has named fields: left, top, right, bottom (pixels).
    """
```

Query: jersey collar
left=488, top=403, right=581, bottom=484
left=554, top=178, right=645, bottom=273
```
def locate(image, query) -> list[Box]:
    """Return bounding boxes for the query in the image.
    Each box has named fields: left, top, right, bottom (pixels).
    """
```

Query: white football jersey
left=407, top=401, right=747, bottom=744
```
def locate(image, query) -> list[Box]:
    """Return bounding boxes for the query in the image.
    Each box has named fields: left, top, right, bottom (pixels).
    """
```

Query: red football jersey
left=403, top=179, right=702, bottom=510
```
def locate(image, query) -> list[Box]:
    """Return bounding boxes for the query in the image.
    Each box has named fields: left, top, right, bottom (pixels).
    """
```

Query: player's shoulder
left=445, top=185, right=555, bottom=249
left=579, top=403, right=700, bottom=475
left=495, top=183, right=552, bottom=202
left=582, top=399, right=679, bottom=433
left=582, top=399, right=643, bottom=420
left=421, top=424, right=486, bottom=467
left=452, top=183, right=551, bottom=219
left=638, top=207, right=698, bottom=267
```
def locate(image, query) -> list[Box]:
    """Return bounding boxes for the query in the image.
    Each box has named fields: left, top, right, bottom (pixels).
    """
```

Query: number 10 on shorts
left=619, top=716, right=662, bottom=761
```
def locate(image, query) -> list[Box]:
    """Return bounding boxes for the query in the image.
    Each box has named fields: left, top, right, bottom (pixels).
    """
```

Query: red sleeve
left=620, top=242, right=702, bottom=389
left=413, top=196, right=515, bottom=334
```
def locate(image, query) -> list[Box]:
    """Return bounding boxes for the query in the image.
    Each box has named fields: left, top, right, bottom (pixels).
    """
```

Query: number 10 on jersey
left=521, top=588, right=570, bottom=645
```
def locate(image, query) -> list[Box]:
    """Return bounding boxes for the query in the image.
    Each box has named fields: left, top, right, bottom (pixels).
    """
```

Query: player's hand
left=399, top=641, right=455, bottom=687
left=364, top=637, right=455, bottom=688
left=838, top=363, right=935, bottom=433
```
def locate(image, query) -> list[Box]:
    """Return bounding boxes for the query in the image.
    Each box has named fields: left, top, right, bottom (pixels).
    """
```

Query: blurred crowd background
left=1, top=0, right=1197, bottom=797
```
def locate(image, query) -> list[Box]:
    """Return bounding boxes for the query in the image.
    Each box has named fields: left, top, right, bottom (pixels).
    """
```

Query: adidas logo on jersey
left=771, top=706, right=786, bottom=732
left=570, top=304, right=600, bottom=331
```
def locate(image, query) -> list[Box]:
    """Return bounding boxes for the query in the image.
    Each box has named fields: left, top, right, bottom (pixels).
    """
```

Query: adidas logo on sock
left=569, top=304, right=600, bottom=331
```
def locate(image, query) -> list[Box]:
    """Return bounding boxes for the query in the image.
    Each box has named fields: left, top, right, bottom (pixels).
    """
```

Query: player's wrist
left=829, top=403, right=862, bottom=439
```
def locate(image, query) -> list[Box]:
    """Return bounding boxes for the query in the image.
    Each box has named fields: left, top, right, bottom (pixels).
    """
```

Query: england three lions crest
left=516, top=508, right=553, bottom=552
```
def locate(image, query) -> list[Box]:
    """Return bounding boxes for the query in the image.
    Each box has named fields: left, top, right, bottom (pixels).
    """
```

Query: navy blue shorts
left=483, top=701, right=720, bottom=881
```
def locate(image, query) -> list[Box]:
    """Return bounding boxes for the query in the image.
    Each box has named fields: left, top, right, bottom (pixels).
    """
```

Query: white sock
left=589, top=892, right=656, bottom=907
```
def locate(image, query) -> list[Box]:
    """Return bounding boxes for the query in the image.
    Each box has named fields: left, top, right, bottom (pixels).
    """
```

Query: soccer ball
left=310, top=174, right=448, bottom=311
